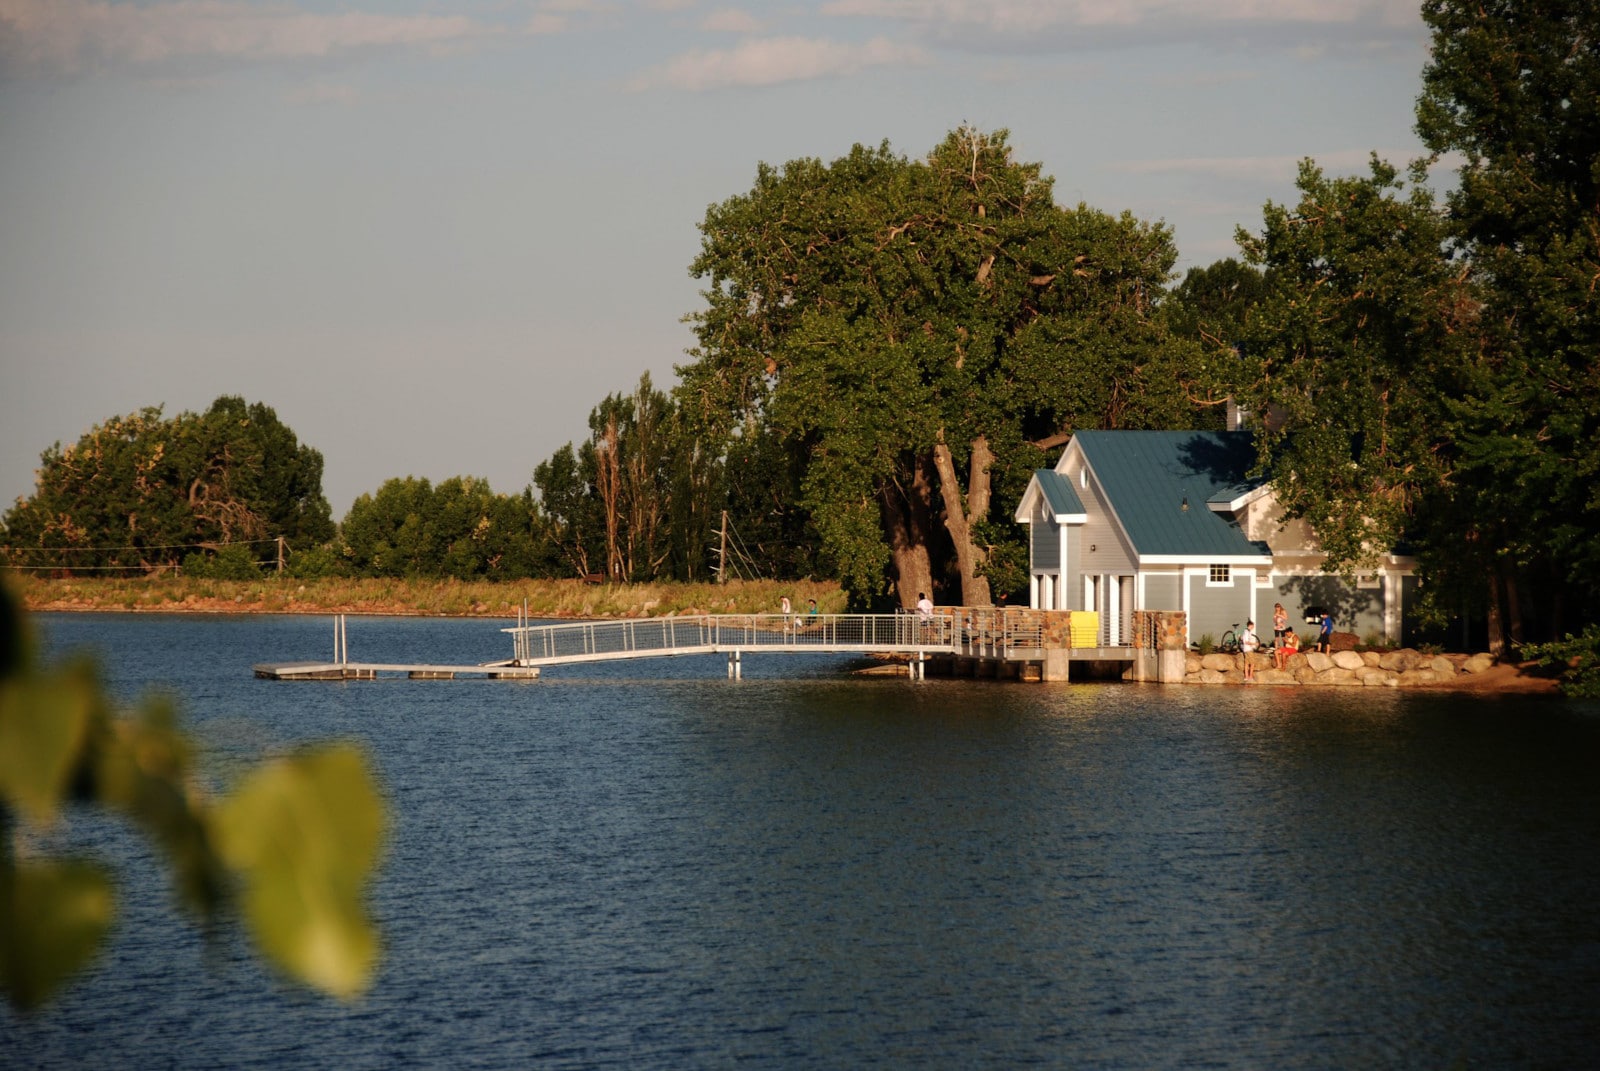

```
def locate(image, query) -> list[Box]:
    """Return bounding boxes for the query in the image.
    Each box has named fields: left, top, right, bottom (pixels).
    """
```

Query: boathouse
left=1013, top=430, right=1417, bottom=647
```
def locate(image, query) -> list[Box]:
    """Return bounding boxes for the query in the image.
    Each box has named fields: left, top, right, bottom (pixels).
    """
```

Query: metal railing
left=504, top=612, right=960, bottom=667
left=502, top=609, right=1134, bottom=668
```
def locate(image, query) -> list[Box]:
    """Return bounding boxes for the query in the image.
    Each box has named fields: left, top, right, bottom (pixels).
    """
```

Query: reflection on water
left=8, top=614, right=1600, bottom=1069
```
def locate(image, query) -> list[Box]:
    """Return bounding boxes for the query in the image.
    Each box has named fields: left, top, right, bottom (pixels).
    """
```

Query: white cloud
left=819, top=0, right=1422, bottom=50
left=701, top=8, right=761, bottom=34
left=0, top=0, right=492, bottom=75
left=636, top=34, right=926, bottom=91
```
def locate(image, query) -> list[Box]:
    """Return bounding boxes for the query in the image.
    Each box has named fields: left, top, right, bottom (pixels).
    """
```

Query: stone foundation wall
left=1176, top=648, right=1497, bottom=687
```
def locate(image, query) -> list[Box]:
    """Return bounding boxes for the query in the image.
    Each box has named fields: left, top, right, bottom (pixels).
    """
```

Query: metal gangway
left=505, top=612, right=972, bottom=678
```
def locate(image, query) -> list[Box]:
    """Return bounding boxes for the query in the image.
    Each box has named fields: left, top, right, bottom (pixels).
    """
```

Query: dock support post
left=727, top=650, right=742, bottom=679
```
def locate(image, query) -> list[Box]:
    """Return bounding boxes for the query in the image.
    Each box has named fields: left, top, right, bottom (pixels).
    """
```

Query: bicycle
left=1216, top=624, right=1242, bottom=654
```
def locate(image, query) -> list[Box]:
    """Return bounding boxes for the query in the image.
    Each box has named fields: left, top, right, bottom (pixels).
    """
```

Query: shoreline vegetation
left=10, top=575, right=845, bottom=620
left=11, top=576, right=1561, bottom=694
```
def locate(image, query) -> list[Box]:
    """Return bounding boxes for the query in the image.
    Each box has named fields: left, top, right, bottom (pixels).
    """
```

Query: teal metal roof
left=1074, top=430, right=1269, bottom=559
left=1033, top=468, right=1085, bottom=517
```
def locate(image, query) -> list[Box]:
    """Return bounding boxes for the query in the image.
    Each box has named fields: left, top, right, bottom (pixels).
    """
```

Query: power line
left=1, top=537, right=278, bottom=554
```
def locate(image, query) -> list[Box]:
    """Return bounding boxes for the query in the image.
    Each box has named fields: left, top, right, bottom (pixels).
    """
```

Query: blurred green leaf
left=214, top=744, right=386, bottom=1000
left=0, top=860, right=116, bottom=1012
left=0, top=672, right=94, bottom=826
left=94, top=699, right=227, bottom=919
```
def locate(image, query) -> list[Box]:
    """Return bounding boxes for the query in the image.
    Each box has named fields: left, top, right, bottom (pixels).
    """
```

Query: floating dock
left=254, top=660, right=540, bottom=681
left=252, top=614, right=541, bottom=681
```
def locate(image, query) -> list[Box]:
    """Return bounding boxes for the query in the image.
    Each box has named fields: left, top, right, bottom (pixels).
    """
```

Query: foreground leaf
left=0, top=671, right=94, bottom=826
left=213, top=744, right=386, bottom=999
left=0, top=860, right=115, bottom=1012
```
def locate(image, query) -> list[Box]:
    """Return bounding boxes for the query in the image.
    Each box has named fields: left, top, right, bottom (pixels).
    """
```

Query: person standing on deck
left=1318, top=612, right=1334, bottom=653
left=1272, top=603, right=1288, bottom=646
left=1240, top=621, right=1260, bottom=681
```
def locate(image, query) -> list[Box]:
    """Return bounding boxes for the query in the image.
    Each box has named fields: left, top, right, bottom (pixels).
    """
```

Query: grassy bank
left=10, top=575, right=846, bottom=619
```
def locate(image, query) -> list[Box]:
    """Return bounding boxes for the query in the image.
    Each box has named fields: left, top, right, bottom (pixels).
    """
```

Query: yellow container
left=1069, top=611, right=1100, bottom=647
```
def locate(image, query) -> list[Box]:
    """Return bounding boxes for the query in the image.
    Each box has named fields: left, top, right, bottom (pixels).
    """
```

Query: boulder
left=1185, top=653, right=1204, bottom=674
left=1329, top=630, right=1360, bottom=652
left=1361, top=651, right=1384, bottom=667
left=1356, top=665, right=1395, bottom=686
left=1256, top=669, right=1299, bottom=686
left=1321, top=667, right=1361, bottom=686
left=1429, top=656, right=1456, bottom=678
left=1202, top=653, right=1237, bottom=673
left=1303, top=651, right=1334, bottom=673
left=1461, top=653, right=1495, bottom=674
left=1398, top=668, right=1439, bottom=687
left=1331, top=650, right=1366, bottom=671
left=1198, top=668, right=1228, bottom=684
left=1379, top=648, right=1425, bottom=672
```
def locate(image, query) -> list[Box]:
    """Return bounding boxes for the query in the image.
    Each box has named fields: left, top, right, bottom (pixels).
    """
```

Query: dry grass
left=9, top=574, right=846, bottom=619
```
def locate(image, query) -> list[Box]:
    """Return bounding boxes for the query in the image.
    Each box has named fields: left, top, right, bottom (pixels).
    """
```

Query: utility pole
left=717, top=510, right=728, bottom=584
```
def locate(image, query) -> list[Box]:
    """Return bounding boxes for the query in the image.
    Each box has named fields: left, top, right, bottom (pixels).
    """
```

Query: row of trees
left=1219, top=0, right=1599, bottom=652
left=4, top=0, right=1595, bottom=655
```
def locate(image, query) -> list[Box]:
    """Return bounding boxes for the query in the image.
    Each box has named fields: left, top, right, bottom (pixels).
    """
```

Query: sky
left=0, top=0, right=1442, bottom=518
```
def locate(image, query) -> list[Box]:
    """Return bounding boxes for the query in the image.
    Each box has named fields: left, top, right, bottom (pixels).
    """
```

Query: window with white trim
left=1207, top=564, right=1230, bottom=586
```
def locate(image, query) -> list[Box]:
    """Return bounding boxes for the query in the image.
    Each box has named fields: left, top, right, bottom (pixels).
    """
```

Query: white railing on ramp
left=504, top=613, right=959, bottom=666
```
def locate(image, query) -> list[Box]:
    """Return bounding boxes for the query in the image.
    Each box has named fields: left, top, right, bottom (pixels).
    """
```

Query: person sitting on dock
left=1239, top=620, right=1260, bottom=681
left=1276, top=629, right=1299, bottom=671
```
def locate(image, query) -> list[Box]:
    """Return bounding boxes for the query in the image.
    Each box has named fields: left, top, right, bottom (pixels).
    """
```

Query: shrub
left=1196, top=633, right=1215, bottom=655
left=1523, top=625, right=1600, bottom=698
left=285, top=544, right=348, bottom=580
left=182, top=544, right=262, bottom=580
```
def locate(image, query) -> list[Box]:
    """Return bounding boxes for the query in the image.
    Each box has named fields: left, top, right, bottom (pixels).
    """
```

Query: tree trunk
left=1502, top=564, right=1523, bottom=649
left=881, top=458, right=937, bottom=610
left=596, top=416, right=624, bottom=582
left=931, top=436, right=994, bottom=607
left=1485, top=572, right=1507, bottom=660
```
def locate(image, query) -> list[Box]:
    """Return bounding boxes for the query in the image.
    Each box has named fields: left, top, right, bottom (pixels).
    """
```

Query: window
left=1207, top=564, right=1230, bottom=586
left=1357, top=573, right=1381, bottom=590
left=1079, top=468, right=1088, bottom=489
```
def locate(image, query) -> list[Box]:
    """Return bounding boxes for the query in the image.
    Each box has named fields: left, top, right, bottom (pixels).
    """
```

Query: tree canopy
left=1, top=397, right=333, bottom=576
left=680, top=127, right=1205, bottom=605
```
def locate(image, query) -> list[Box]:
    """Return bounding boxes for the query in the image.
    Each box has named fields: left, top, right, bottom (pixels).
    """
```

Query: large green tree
left=1416, top=0, right=1600, bottom=643
left=1, top=397, right=333, bottom=574
left=339, top=476, right=542, bottom=580
left=1234, top=158, right=1470, bottom=571
left=681, top=127, right=1201, bottom=606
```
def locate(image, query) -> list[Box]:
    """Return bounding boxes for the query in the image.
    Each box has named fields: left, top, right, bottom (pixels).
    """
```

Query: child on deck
left=1276, top=629, right=1299, bottom=671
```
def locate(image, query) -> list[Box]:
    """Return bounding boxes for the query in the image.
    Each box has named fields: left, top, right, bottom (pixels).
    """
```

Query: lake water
left=6, top=613, right=1600, bottom=1069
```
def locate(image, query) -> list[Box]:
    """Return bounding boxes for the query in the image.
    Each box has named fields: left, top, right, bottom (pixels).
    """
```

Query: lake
left=6, top=613, right=1599, bottom=1069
